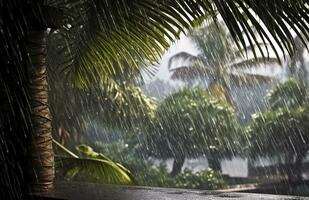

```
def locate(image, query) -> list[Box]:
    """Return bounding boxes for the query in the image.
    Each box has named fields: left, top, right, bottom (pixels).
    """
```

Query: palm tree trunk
left=170, top=157, right=185, bottom=176
left=25, top=30, right=54, bottom=193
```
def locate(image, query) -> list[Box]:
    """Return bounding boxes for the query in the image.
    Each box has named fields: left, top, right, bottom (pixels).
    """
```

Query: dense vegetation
left=55, top=78, right=309, bottom=193
left=247, top=79, right=309, bottom=183
left=144, top=88, right=239, bottom=175
left=2, top=1, right=309, bottom=199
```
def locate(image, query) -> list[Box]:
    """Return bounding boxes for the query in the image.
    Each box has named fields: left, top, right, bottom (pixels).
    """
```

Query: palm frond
left=55, top=156, right=133, bottom=185
left=46, top=0, right=309, bottom=94
left=59, top=0, right=206, bottom=87
left=233, top=42, right=271, bottom=58
left=229, top=58, right=280, bottom=69
left=53, top=140, right=133, bottom=185
left=170, top=65, right=214, bottom=81
left=167, top=52, right=199, bottom=70
left=228, top=73, right=274, bottom=87
left=212, top=0, right=309, bottom=61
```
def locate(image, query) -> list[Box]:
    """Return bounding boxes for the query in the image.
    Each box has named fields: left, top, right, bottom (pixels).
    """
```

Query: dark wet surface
left=36, top=182, right=309, bottom=200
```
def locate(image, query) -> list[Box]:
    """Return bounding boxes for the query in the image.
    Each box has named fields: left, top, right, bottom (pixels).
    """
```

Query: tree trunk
left=25, top=30, right=54, bottom=193
left=208, top=156, right=221, bottom=172
left=170, top=157, right=185, bottom=176
left=294, top=151, right=306, bottom=182
left=284, top=151, right=305, bottom=185
left=247, top=157, right=255, bottom=177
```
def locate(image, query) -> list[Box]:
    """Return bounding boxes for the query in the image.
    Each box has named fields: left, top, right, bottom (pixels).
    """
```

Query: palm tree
left=289, top=35, right=309, bottom=90
left=2, top=0, right=309, bottom=198
left=2, top=1, right=208, bottom=195
left=167, top=22, right=279, bottom=105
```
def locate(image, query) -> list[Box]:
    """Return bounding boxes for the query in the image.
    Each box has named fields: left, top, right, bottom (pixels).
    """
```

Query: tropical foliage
left=266, top=79, right=307, bottom=110
left=2, top=0, right=309, bottom=197
left=247, top=79, right=309, bottom=182
left=54, top=140, right=134, bottom=185
left=167, top=22, right=277, bottom=104
left=48, top=32, right=156, bottom=144
left=46, top=0, right=309, bottom=89
left=136, top=164, right=225, bottom=190
left=50, top=76, right=156, bottom=145
left=73, top=140, right=226, bottom=190
left=145, top=87, right=239, bottom=175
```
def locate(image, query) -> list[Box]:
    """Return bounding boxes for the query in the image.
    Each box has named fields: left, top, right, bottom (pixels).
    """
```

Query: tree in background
left=266, top=79, right=307, bottom=110
left=145, top=88, right=239, bottom=176
left=167, top=22, right=278, bottom=105
left=247, top=79, right=309, bottom=182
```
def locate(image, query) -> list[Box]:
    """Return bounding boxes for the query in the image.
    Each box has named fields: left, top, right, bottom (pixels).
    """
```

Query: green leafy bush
left=145, top=87, right=239, bottom=174
left=92, top=136, right=226, bottom=190
left=266, top=78, right=307, bottom=110
left=135, top=163, right=225, bottom=190
left=247, top=79, right=309, bottom=182
left=176, top=169, right=225, bottom=190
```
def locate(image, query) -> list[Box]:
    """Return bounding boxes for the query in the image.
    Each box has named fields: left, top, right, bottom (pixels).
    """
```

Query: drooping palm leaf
left=47, top=0, right=206, bottom=88
left=228, top=73, right=274, bottom=87
left=229, top=58, right=280, bottom=70
left=45, top=0, right=309, bottom=89
left=170, top=65, right=215, bottom=81
left=168, top=55, right=275, bottom=87
left=168, top=52, right=200, bottom=70
left=53, top=140, right=134, bottom=185
left=211, top=0, right=309, bottom=60
left=56, top=156, right=133, bottom=185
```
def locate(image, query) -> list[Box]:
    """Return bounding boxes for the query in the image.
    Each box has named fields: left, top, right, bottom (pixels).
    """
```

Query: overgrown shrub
left=135, top=163, right=225, bottom=190
left=91, top=140, right=226, bottom=189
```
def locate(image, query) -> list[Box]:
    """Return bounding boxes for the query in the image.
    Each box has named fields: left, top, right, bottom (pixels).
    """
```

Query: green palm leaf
left=168, top=52, right=200, bottom=70
left=229, top=58, right=280, bottom=69
left=46, top=0, right=309, bottom=89
left=53, top=140, right=133, bottom=185
left=228, top=73, right=274, bottom=87
left=56, top=156, right=133, bottom=185
left=170, top=65, right=214, bottom=81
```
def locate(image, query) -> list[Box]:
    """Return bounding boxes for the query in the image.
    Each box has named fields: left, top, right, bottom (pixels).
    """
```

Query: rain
left=1, top=1, right=309, bottom=200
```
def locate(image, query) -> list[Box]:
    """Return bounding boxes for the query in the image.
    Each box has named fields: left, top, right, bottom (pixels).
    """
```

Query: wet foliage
left=247, top=79, right=309, bottom=182
left=145, top=88, right=239, bottom=164
left=2, top=0, right=309, bottom=199
left=55, top=142, right=133, bottom=185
